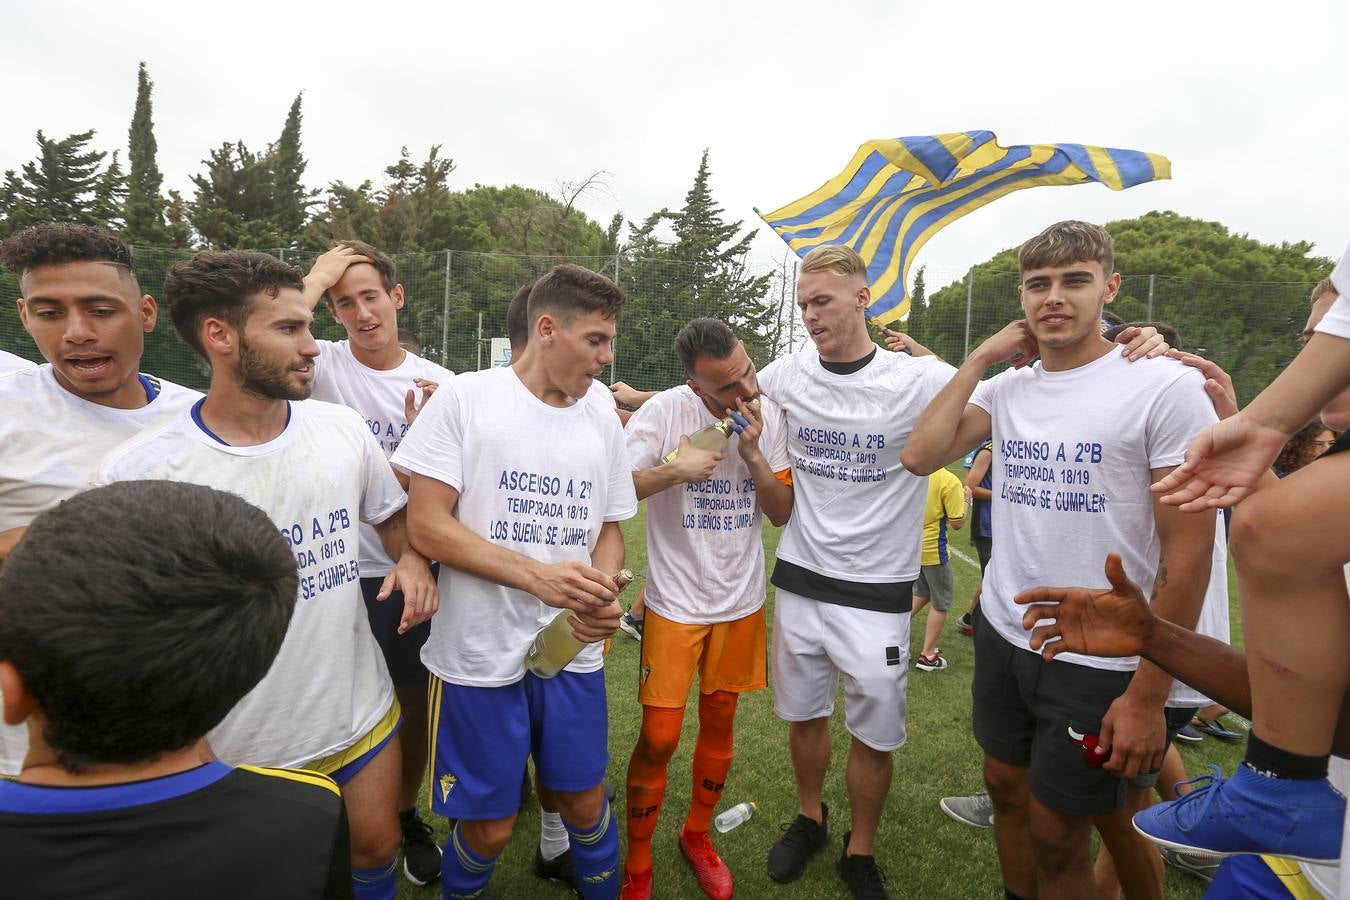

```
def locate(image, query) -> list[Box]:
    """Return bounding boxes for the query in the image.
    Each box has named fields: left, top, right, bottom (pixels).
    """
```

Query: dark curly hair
left=0, top=223, right=135, bottom=278
left=1274, top=422, right=1335, bottom=476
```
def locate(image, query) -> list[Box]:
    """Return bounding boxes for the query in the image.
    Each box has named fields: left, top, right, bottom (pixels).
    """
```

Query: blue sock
left=441, top=821, right=497, bottom=900
left=563, top=797, right=620, bottom=900
left=351, top=859, right=396, bottom=900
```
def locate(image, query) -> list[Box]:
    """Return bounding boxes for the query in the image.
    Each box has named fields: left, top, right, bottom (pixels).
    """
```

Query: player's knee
left=460, top=816, right=517, bottom=858
left=697, top=691, right=737, bottom=735
left=634, top=727, right=680, bottom=766
left=1230, top=496, right=1288, bottom=577
left=1028, top=808, right=1089, bottom=873
left=349, top=819, right=402, bottom=869
left=554, top=786, right=605, bottom=830
left=982, top=757, right=1027, bottom=811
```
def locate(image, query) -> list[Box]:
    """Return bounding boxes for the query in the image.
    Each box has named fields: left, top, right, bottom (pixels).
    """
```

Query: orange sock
left=624, top=705, right=684, bottom=874
left=686, top=691, right=738, bottom=834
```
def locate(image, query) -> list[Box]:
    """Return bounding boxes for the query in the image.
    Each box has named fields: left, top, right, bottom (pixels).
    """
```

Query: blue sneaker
left=1134, top=764, right=1345, bottom=864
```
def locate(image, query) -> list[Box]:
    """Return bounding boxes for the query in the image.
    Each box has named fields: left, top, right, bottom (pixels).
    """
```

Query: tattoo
left=1151, top=563, right=1168, bottom=600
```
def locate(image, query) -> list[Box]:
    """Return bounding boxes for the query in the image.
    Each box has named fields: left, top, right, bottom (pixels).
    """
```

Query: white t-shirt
left=310, top=340, right=453, bottom=577
left=625, top=386, right=790, bottom=624
left=390, top=367, right=639, bottom=687
left=0, top=350, right=35, bottom=374
left=1316, top=240, right=1350, bottom=339
left=0, top=366, right=199, bottom=776
left=969, top=351, right=1220, bottom=671
left=757, top=347, right=956, bottom=582
left=96, top=399, right=406, bottom=768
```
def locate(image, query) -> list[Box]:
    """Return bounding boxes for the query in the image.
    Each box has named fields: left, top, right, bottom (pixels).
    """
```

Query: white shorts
left=771, top=587, right=910, bottom=751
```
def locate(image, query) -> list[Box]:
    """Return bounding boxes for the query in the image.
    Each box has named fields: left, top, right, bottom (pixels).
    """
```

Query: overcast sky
left=4, top=0, right=1344, bottom=292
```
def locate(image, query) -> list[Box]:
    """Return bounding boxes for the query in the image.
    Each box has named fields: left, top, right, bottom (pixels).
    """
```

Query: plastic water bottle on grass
left=714, top=801, right=756, bottom=833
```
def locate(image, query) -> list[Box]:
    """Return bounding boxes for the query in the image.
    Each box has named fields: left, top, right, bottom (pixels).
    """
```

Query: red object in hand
left=1067, top=724, right=1105, bottom=768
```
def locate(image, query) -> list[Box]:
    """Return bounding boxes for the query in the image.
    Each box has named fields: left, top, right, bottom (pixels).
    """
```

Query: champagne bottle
left=661, top=398, right=759, bottom=464
left=526, top=569, right=636, bottom=679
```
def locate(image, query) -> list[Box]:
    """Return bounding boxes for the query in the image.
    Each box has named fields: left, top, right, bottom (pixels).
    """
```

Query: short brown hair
left=165, top=250, right=305, bottom=358
left=1019, top=220, right=1114, bottom=276
left=1312, top=277, right=1336, bottom=303
left=800, top=244, right=868, bottom=280
left=526, top=264, right=625, bottom=327
left=0, top=223, right=136, bottom=282
left=324, top=240, right=398, bottom=302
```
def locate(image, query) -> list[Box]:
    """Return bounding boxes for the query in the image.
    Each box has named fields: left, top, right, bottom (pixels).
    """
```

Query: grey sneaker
left=619, top=612, right=644, bottom=640
left=1159, top=845, right=1221, bottom=882
left=939, top=791, right=994, bottom=829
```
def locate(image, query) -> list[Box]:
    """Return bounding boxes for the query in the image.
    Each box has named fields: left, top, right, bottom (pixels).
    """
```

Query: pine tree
left=187, top=142, right=278, bottom=249
left=0, top=130, right=123, bottom=236
left=905, top=265, right=927, bottom=343
left=269, top=94, right=314, bottom=246
left=124, top=62, right=171, bottom=244
left=614, top=150, right=775, bottom=387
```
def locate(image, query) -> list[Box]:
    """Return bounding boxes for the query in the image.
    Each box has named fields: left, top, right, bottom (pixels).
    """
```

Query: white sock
left=539, top=809, right=570, bottom=860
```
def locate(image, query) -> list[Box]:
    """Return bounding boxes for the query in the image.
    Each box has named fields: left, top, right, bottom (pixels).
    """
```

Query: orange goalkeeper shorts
left=637, top=606, right=767, bottom=708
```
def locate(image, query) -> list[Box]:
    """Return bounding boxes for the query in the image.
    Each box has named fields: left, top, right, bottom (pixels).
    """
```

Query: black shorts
left=971, top=534, right=993, bottom=572
left=361, top=568, right=434, bottom=688
left=972, top=606, right=1173, bottom=817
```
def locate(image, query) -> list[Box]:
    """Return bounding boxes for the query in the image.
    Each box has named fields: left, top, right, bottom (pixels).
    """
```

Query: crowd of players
left=0, top=218, right=1346, bottom=900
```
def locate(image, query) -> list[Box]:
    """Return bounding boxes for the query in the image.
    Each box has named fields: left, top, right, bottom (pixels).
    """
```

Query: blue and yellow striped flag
left=758, top=131, right=1170, bottom=325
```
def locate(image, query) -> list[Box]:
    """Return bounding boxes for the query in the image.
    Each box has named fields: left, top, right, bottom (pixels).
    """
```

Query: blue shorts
left=427, top=670, right=609, bottom=820
left=361, top=571, right=434, bottom=687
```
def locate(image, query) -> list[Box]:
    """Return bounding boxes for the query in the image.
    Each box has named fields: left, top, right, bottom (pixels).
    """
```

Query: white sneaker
left=619, top=612, right=644, bottom=640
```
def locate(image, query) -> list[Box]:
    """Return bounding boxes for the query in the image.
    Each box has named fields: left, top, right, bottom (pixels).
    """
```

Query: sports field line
left=950, top=545, right=981, bottom=570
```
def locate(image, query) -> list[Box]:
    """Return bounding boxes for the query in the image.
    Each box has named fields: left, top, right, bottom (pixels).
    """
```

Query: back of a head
left=1105, top=321, right=1182, bottom=351
left=0, top=481, right=298, bottom=773
left=799, top=244, right=868, bottom=282
left=1018, top=220, right=1115, bottom=276
left=525, top=264, right=625, bottom=329
left=164, top=250, right=305, bottom=358
left=327, top=240, right=398, bottom=300
left=674, top=317, right=738, bottom=375
left=507, top=279, right=538, bottom=353
left=397, top=328, right=422, bottom=356
left=0, top=223, right=137, bottom=285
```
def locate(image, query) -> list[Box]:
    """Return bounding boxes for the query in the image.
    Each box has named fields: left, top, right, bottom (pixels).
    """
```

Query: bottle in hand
left=526, top=569, right=636, bottom=679
left=661, top=398, right=760, bottom=464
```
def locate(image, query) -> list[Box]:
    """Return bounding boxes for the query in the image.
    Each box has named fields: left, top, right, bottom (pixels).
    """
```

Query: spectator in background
left=1273, top=421, right=1338, bottom=477
left=912, top=469, right=967, bottom=672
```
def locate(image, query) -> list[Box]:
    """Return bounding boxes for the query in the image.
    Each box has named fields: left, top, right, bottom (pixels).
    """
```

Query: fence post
left=962, top=268, right=974, bottom=360
left=441, top=251, right=452, bottom=366
left=788, top=260, right=798, bottom=352
left=611, top=249, right=621, bottom=385
left=1146, top=273, right=1156, bottom=321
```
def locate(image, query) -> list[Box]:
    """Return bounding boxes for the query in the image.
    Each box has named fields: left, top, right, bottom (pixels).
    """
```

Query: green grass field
left=398, top=479, right=1247, bottom=898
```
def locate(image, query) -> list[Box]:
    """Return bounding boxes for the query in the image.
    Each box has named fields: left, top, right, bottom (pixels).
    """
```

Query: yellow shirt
left=922, top=469, right=966, bottom=566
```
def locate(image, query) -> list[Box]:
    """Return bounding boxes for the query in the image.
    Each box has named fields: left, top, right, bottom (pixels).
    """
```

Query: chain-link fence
left=0, top=246, right=1319, bottom=405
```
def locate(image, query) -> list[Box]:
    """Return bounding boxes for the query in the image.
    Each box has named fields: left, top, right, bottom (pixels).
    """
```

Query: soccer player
left=0, top=480, right=352, bottom=900
left=753, top=245, right=959, bottom=899
left=301, top=241, right=453, bottom=886
left=393, top=264, right=637, bottom=900
left=0, top=223, right=199, bottom=776
left=96, top=250, right=437, bottom=900
left=902, top=220, right=1222, bottom=899
left=619, top=317, right=792, bottom=899
left=0, top=348, right=35, bottom=373
left=912, top=468, right=967, bottom=672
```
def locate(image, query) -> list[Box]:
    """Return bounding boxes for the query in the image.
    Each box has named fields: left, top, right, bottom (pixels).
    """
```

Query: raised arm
left=902, top=321, right=1036, bottom=475
left=301, top=245, right=372, bottom=311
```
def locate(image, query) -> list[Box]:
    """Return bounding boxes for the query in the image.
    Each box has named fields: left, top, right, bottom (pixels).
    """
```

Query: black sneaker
left=399, top=808, right=443, bottom=886
left=767, top=802, right=829, bottom=883
left=534, top=846, right=582, bottom=895
left=837, top=831, right=889, bottom=899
